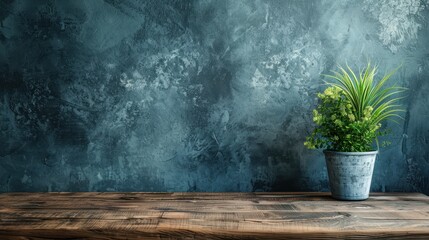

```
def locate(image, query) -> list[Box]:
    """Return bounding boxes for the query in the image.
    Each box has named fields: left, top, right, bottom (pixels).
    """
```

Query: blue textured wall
left=1, top=0, right=428, bottom=193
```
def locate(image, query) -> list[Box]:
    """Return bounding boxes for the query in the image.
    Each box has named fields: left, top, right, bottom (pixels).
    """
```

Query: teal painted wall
left=1, top=0, right=428, bottom=193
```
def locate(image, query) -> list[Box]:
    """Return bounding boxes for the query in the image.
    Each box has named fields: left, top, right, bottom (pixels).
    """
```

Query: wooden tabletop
left=0, top=192, right=428, bottom=239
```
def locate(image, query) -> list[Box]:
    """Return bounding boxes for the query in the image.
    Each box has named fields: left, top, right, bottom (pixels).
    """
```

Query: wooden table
left=0, top=192, right=428, bottom=239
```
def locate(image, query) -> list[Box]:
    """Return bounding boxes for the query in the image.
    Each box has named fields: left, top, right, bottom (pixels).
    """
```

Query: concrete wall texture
left=1, top=0, right=428, bottom=193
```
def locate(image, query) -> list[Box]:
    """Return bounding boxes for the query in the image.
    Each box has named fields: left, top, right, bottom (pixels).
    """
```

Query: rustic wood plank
left=0, top=192, right=428, bottom=239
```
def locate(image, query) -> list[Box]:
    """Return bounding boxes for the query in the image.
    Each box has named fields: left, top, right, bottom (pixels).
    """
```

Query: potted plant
left=304, top=62, right=405, bottom=200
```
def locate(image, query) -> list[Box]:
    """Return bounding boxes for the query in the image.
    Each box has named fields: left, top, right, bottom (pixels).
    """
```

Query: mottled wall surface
left=1, top=0, right=428, bottom=193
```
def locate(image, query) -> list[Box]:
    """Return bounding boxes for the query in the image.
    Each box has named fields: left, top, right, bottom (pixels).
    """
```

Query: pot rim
left=323, top=149, right=378, bottom=155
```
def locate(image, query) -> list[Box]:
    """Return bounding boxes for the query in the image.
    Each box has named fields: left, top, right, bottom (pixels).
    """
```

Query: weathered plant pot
left=323, top=150, right=378, bottom=201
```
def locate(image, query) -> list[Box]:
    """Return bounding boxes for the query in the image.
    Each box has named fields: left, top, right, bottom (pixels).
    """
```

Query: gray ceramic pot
left=324, top=150, right=378, bottom=201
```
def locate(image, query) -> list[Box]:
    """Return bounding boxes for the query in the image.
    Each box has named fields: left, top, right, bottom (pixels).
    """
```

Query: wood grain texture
left=0, top=192, right=428, bottom=239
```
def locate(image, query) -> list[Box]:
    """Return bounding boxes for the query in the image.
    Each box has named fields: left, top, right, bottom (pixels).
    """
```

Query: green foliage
left=304, top=63, right=406, bottom=152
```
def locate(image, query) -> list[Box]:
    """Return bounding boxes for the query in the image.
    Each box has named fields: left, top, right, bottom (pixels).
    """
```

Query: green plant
left=304, top=63, right=406, bottom=152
